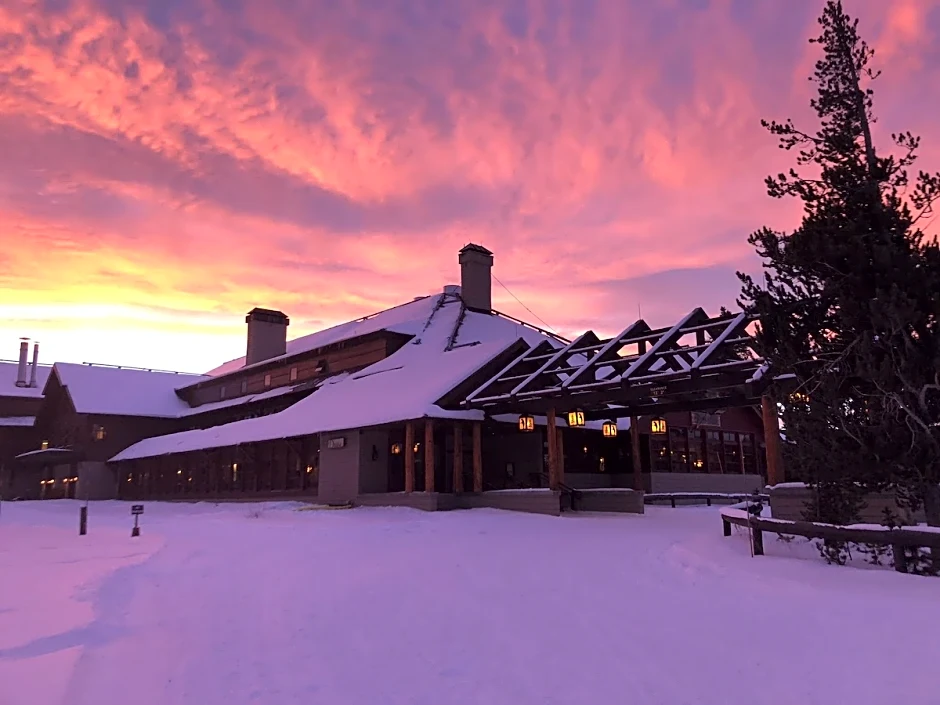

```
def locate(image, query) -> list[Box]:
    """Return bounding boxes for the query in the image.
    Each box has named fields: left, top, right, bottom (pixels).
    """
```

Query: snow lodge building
left=1, top=246, right=773, bottom=511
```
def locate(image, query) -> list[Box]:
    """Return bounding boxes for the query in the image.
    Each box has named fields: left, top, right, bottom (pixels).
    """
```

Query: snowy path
left=2, top=501, right=938, bottom=705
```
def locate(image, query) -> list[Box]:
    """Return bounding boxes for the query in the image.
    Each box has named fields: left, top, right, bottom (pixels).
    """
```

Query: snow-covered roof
left=203, top=291, right=524, bottom=378
left=51, top=363, right=210, bottom=418
left=112, top=294, right=560, bottom=461
left=0, top=416, right=35, bottom=427
left=0, top=361, right=51, bottom=399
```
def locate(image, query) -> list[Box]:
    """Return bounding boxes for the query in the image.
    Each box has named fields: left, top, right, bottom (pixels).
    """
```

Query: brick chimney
left=245, top=308, right=290, bottom=366
left=458, top=244, right=494, bottom=312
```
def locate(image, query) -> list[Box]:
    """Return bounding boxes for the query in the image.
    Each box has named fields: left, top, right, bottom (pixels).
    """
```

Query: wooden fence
left=720, top=506, right=940, bottom=574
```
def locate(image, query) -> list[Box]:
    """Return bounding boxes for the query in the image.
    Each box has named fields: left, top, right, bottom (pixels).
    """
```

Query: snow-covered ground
left=2, top=501, right=937, bottom=705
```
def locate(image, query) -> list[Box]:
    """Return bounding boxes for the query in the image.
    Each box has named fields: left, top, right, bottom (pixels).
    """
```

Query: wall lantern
left=518, top=415, right=536, bottom=432
left=391, top=442, right=403, bottom=455
left=602, top=420, right=618, bottom=438
left=650, top=417, right=667, bottom=435
left=413, top=442, right=421, bottom=454
left=567, top=410, right=586, bottom=428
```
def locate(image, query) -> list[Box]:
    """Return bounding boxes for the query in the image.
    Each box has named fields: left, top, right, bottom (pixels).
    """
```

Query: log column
left=630, top=415, right=643, bottom=491
left=556, top=426, right=565, bottom=488
left=472, top=421, right=483, bottom=493
left=453, top=423, right=464, bottom=494
left=546, top=408, right=559, bottom=489
left=424, top=420, right=435, bottom=493
left=761, top=395, right=784, bottom=486
left=404, top=421, right=415, bottom=493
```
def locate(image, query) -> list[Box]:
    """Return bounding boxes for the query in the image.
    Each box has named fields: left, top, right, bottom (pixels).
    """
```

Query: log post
left=472, top=422, right=483, bottom=493
left=750, top=519, right=764, bottom=556
left=424, top=420, right=435, bottom=493
left=893, top=545, right=908, bottom=574
left=556, top=427, right=565, bottom=488
left=630, top=415, right=643, bottom=491
left=546, top=408, right=559, bottom=489
left=761, top=395, right=785, bottom=486
left=453, top=423, right=464, bottom=494
left=404, top=422, right=415, bottom=493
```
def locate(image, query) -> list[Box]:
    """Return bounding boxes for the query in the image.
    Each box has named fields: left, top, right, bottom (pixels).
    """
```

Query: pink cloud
left=0, top=0, right=938, bottom=371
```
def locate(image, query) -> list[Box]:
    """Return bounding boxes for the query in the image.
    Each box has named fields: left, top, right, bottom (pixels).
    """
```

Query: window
left=706, top=431, right=723, bottom=473
left=92, top=425, right=107, bottom=441
left=650, top=438, right=670, bottom=472
left=724, top=432, right=742, bottom=474
left=41, top=440, right=49, bottom=450
left=741, top=433, right=757, bottom=474
left=290, top=367, right=298, bottom=382
left=669, top=427, right=688, bottom=472
left=219, top=385, right=226, bottom=400
left=689, top=430, right=706, bottom=471
left=264, top=374, right=272, bottom=388
left=240, top=380, right=248, bottom=394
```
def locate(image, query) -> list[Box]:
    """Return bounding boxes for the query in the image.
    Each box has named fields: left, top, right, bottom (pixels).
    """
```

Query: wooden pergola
left=460, top=308, right=792, bottom=490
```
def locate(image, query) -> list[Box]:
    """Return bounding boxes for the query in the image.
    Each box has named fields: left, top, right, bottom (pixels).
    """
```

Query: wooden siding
left=181, top=333, right=404, bottom=408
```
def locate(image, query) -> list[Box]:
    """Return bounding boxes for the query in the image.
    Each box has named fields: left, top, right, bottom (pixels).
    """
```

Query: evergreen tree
left=738, top=1, right=940, bottom=533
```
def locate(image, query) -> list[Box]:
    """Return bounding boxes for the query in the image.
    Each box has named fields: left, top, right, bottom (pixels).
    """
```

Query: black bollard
left=131, top=515, right=140, bottom=537
left=79, top=505, right=88, bottom=536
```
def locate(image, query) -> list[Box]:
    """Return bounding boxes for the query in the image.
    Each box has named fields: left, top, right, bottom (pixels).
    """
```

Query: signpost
left=131, top=504, right=144, bottom=537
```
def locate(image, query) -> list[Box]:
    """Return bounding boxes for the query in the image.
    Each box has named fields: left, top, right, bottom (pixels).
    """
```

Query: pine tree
left=738, top=1, right=940, bottom=532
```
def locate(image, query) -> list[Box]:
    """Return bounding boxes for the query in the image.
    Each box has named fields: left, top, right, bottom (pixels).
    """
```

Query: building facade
left=5, top=245, right=774, bottom=506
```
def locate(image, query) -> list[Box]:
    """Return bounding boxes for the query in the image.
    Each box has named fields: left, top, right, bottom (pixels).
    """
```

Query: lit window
left=264, top=374, right=272, bottom=388
left=290, top=367, right=298, bottom=382
left=92, top=425, right=107, bottom=441
left=650, top=417, right=668, bottom=435
left=40, top=440, right=49, bottom=450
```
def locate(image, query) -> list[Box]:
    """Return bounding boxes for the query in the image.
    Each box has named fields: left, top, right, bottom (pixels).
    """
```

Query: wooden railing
left=646, top=492, right=770, bottom=508
left=720, top=504, right=940, bottom=574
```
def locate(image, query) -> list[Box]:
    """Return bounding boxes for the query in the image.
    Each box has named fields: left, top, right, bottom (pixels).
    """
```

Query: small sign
left=691, top=411, right=722, bottom=427
left=650, top=385, right=667, bottom=397
left=131, top=504, right=144, bottom=515
left=326, top=437, right=346, bottom=450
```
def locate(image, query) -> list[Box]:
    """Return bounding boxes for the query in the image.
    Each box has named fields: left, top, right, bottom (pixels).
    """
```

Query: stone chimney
left=14, top=338, right=29, bottom=387
left=458, top=243, right=494, bottom=312
left=245, top=308, right=290, bottom=366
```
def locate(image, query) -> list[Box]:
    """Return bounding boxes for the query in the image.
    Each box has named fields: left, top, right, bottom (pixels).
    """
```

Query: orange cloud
left=0, top=0, right=938, bottom=371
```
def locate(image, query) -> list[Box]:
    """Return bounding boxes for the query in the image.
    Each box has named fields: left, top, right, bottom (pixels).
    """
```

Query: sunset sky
left=1, top=0, right=938, bottom=373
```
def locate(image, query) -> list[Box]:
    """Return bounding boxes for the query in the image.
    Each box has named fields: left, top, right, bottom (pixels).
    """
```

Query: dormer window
left=92, top=425, right=107, bottom=441
left=264, top=374, right=272, bottom=388
left=290, top=367, right=298, bottom=382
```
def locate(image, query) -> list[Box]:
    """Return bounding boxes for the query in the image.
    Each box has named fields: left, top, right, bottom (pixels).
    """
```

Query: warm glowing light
left=41, top=440, right=49, bottom=450
left=390, top=443, right=402, bottom=455
left=790, top=391, right=810, bottom=403
left=567, top=410, right=586, bottom=428
left=602, top=420, right=617, bottom=438
left=518, top=415, right=535, bottom=432
left=651, top=417, right=667, bottom=435
left=93, top=425, right=106, bottom=441
left=305, top=465, right=314, bottom=473
left=694, top=459, right=704, bottom=468
left=413, top=442, right=421, bottom=454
